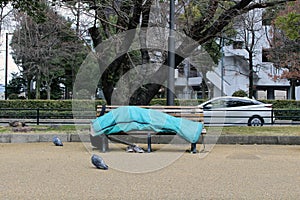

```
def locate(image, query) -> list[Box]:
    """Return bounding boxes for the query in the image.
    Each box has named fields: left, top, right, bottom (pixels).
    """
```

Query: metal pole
left=37, top=108, right=40, bottom=125
left=167, top=0, right=175, bottom=106
left=5, top=33, right=8, bottom=100
left=221, top=44, right=224, bottom=96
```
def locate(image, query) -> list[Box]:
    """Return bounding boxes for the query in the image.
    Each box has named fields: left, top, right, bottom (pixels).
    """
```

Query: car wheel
left=248, top=116, right=264, bottom=126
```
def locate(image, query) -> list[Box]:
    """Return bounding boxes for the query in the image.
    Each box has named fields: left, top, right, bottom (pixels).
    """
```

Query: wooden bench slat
left=96, top=105, right=204, bottom=123
left=99, top=105, right=199, bottom=109
left=98, top=110, right=203, bottom=115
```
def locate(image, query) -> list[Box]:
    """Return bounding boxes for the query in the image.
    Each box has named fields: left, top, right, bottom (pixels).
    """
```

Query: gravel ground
left=0, top=142, right=300, bottom=199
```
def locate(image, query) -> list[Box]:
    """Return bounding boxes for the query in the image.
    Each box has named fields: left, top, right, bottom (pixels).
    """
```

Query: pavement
left=0, top=142, right=300, bottom=199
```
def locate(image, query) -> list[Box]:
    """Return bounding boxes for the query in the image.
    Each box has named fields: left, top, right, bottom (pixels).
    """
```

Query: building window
left=262, top=48, right=271, bottom=62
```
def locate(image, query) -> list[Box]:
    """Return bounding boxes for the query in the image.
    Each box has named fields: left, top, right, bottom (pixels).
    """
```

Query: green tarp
left=91, top=106, right=203, bottom=143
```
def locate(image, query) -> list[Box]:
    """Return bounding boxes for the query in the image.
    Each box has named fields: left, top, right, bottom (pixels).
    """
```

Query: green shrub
left=8, top=93, right=19, bottom=99
left=232, top=90, right=247, bottom=97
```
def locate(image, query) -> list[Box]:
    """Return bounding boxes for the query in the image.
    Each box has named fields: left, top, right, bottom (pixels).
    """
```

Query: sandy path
left=0, top=142, right=300, bottom=199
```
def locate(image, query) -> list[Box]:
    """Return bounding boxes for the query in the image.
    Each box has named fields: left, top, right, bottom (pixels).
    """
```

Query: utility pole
left=5, top=33, right=9, bottom=100
left=167, top=0, right=175, bottom=106
left=221, top=36, right=224, bottom=96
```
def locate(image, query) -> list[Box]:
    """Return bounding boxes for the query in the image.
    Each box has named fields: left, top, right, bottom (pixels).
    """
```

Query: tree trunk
left=248, top=54, right=254, bottom=98
left=290, top=79, right=296, bottom=100
left=35, top=72, right=41, bottom=99
left=26, top=76, right=33, bottom=99
left=101, top=71, right=114, bottom=105
left=46, top=82, right=51, bottom=100
left=88, top=26, right=102, bottom=47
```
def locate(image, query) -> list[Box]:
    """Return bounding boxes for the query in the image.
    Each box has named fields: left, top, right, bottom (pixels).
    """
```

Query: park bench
left=90, top=105, right=206, bottom=153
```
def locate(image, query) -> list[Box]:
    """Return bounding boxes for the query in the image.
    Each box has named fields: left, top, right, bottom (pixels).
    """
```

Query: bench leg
left=147, top=133, right=152, bottom=153
left=191, top=143, right=197, bottom=154
left=100, top=135, right=109, bottom=153
left=201, top=134, right=206, bottom=151
left=198, top=133, right=206, bottom=152
left=90, top=134, right=109, bottom=152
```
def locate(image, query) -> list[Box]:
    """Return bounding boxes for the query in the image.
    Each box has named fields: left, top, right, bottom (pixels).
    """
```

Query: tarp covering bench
left=91, top=106, right=204, bottom=153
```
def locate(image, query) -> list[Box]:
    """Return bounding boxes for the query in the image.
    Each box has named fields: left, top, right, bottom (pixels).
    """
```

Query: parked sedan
left=199, top=96, right=274, bottom=126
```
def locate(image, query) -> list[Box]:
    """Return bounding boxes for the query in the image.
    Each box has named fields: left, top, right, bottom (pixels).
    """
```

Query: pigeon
left=52, top=136, right=63, bottom=146
left=9, top=121, right=26, bottom=127
left=91, top=154, right=108, bottom=170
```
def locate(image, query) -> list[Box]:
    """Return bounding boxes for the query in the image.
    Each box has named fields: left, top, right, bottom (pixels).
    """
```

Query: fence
left=0, top=108, right=95, bottom=125
left=0, top=108, right=299, bottom=126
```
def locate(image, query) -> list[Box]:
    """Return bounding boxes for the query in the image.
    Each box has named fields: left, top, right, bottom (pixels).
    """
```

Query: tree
left=233, top=9, right=266, bottom=98
left=275, top=1, right=300, bottom=40
left=0, top=0, right=47, bottom=21
left=0, top=1, right=12, bottom=38
left=6, top=72, right=25, bottom=97
left=0, top=0, right=48, bottom=41
left=10, top=5, right=88, bottom=99
left=8, top=0, right=295, bottom=103
left=268, top=0, right=300, bottom=99
left=74, top=0, right=294, bottom=105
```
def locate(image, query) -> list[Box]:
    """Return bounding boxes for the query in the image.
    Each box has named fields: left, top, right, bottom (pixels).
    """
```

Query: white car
left=199, top=96, right=274, bottom=126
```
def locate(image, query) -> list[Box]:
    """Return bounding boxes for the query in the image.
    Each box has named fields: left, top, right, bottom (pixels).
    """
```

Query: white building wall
left=205, top=6, right=297, bottom=100
left=297, top=87, right=300, bottom=100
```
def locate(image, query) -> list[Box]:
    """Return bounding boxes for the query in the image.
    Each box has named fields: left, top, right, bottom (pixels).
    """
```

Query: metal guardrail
left=0, top=108, right=299, bottom=126
left=202, top=109, right=300, bottom=126
left=0, top=108, right=95, bottom=125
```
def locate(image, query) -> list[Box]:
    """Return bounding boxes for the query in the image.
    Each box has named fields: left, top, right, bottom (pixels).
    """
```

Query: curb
left=0, top=134, right=300, bottom=145
left=0, top=134, right=90, bottom=143
left=215, top=135, right=300, bottom=145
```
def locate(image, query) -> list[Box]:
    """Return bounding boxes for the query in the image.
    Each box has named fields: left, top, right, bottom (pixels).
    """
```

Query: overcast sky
left=0, top=33, right=18, bottom=85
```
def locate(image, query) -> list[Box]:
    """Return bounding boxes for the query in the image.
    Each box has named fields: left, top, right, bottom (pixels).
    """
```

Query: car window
left=227, top=98, right=262, bottom=107
left=227, top=100, right=241, bottom=107
left=204, top=99, right=227, bottom=109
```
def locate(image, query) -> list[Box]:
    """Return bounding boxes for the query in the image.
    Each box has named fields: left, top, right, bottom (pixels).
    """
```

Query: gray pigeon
left=52, top=136, right=63, bottom=146
left=91, top=154, right=108, bottom=170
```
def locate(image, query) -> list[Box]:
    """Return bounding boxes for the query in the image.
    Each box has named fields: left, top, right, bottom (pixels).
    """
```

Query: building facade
left=175, top=7, right=299, bottom=100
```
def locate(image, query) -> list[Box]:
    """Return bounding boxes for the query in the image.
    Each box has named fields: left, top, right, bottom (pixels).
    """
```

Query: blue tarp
left=91, top=106, right=203, bottom=143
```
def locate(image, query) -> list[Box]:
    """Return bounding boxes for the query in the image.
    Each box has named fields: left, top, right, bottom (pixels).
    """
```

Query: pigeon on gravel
left=91, top=154, right=108, bottom=170
left=52, top=136, right=63, bottom=146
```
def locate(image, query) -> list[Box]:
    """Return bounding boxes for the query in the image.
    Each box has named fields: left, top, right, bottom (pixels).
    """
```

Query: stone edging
left=0, top=134, right=300, bottom=145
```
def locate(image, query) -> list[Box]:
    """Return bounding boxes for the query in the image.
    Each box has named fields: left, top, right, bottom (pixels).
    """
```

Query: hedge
left=0, top=99, right=299, bottom=120
left=0, top=99, right=298, bottom=109
left=260, top=99, right=300, bottom=109
left=0, top=99, right=205, bottom=109
left=0, top=100, right=106, bottom=119
left=0, top=100, right=105, bottom=109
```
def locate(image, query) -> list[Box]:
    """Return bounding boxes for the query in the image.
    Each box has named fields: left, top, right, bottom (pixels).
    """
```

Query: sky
left=0, top=33, right=19, bottom=85
left=0, top=4, right=19, bottom=86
